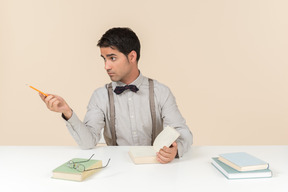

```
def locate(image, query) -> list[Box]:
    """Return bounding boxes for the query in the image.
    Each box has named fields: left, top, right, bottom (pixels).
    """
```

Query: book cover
left=211, top=157, right=272, bottom=179
left=129, top=126, right=180, bottom=164
left=218, top=152, right=269, bottom=172
left=52, top=158, right=102, bottom=182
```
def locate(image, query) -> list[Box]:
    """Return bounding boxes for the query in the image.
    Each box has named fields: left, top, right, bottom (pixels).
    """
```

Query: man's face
left=100, top=47, right=134, bottom=84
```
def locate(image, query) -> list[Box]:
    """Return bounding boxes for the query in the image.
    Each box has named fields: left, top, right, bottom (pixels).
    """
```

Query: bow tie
left=114, top=85, right=139, bottom=95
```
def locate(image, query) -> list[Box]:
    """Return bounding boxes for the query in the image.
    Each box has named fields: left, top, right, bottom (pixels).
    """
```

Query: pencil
left=27, top=84, right=48, bottom=96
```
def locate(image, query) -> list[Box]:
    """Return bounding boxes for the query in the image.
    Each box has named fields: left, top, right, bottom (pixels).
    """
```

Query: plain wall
left=1, top=0, right=287, bottom=146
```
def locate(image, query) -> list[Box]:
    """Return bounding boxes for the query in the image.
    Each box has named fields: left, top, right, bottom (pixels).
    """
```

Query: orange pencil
left=27, top=84, right=48, bottom=96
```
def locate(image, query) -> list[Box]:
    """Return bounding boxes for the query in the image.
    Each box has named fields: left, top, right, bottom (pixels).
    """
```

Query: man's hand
left=156, top=142, right=178, bottom=164
left=39, top=93, right=72, bottom=119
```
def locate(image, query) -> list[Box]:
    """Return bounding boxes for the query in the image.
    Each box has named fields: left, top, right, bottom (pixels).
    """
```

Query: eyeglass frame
left=66, top=154, right=111, bottom=172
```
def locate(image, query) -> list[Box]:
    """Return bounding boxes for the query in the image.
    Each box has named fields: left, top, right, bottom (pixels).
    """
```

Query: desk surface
left=1, top=145, right=287, bottom=192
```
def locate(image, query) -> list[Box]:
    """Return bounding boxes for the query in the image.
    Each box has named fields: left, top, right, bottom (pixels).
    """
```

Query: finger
left=44, top=95, right=54, bottom=103
left=157, top=152, right=171, bottom=164
left=157, top=142, right=178, bottom=162
left=166, top=142, right=178, bottom=153
left=48, top=97, right=58, bottom=109
left=39, top=92, right=45, bottom=101
left=52, top=100, right=61, bottom=110
left=159, top=147, right=172, bottom=158
left=45, top=96, right=56, bottom=109
left=54, top=99, right=60, bottom=107
left=171, top=141, right=177, bottom=148
left=43, top=95, right=54, bottom=108
left=157, top=157, right=168, bottom=164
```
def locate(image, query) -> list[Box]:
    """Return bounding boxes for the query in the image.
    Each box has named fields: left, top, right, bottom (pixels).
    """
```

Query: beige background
left=0, top=0, right=287, bottom=146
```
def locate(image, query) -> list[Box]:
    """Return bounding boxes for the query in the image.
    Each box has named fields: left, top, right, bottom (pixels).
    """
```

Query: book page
left=129, top=146, right=156, bottom=157
left=153, top=126, right=180, bottom=152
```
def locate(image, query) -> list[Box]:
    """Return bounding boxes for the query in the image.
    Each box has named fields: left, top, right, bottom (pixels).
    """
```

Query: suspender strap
left=107, top=83, right=117, bottom=146
left=106, top=79, right=156, bottom=146
left=148, top=78, right=157, bottom=145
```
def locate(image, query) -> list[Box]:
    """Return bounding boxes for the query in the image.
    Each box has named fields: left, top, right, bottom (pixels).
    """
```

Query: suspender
left=106, top=78, right=157, bottom=146
left=149, top=78, right=157, bottom=145
left=107, top=83, right=117, bottom=145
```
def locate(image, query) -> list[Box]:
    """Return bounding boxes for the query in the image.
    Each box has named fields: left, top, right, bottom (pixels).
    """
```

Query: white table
left=1, top=146, right=287, bottom=192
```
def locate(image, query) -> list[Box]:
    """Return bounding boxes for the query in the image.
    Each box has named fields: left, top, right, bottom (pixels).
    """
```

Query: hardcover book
left=211, top=157, right=272, bottom=179
left=218, top=152, right=269, bottom=172
left=129, top=125, right=180, bottom=164
left=52, top=158, right=102, bottom=181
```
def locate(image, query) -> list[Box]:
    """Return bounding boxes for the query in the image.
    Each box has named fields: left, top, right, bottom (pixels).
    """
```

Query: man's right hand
left=39, top=93, right=73, bottom=120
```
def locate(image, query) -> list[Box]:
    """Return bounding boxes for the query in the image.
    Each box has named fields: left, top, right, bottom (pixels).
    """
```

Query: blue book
left=218, top=152, right=269, bottom=171
left=211, top=157, right=272, bottom=179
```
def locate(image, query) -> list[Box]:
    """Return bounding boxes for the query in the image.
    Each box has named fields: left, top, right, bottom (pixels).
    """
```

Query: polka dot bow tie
left=114, top=85, right=139, bottom=95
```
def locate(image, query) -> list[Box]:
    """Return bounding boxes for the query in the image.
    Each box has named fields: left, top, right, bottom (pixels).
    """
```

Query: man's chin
left=109, top=76, right=119, bottom=82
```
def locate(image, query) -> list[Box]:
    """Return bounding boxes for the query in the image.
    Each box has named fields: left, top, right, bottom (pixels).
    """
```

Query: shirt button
left=131, top=115, right=134, bottom=118
left=128, top=98, right=132, bottom=101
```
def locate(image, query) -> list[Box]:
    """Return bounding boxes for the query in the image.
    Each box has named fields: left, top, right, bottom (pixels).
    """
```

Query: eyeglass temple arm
left=103, top=158, right=111, bottom=168
left=74, top=154, right=95, bottom=164
left=84, top=158, right=111, bottom=172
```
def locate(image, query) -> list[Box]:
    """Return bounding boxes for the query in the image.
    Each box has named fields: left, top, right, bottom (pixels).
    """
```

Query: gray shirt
left=65, top=73, right=193, bottom=157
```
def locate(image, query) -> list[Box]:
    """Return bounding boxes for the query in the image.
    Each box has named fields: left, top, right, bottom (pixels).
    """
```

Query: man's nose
left=104, top=62, right=112, bottom=70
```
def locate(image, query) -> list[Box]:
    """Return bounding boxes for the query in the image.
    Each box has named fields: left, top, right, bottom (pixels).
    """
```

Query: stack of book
left=211, top=152, right=272, bottom=179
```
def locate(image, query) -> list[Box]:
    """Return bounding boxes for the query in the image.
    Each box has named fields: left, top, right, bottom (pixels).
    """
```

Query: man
left=40, top=27, right=193, bottom=164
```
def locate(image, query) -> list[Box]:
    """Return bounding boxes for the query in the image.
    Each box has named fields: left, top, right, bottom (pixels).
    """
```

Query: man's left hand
left=156, top=142, right=178, bottom=164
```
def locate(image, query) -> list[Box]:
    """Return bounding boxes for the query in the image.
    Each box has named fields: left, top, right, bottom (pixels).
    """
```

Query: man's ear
left=128, top=50, right=137, bottom=63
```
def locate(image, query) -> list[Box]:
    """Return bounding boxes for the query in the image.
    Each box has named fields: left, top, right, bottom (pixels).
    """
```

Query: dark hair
left=97, top=27, right=141, bottom=61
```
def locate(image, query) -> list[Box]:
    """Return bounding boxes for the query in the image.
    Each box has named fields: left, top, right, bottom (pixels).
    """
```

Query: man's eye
left=111, top=57, right=116, bottom=61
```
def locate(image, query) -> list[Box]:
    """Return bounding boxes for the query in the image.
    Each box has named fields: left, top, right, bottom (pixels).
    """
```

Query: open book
left=129, top=126, right=180, bottom=164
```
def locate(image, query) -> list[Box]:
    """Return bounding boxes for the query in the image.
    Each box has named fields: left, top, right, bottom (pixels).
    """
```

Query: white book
left=129, top=126, right=180, bottom=164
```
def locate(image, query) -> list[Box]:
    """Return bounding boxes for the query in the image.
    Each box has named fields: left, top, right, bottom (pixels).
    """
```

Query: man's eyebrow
left=101, top=53, right=117, bottom=58
left=107, top=53, right=117, bottom=57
